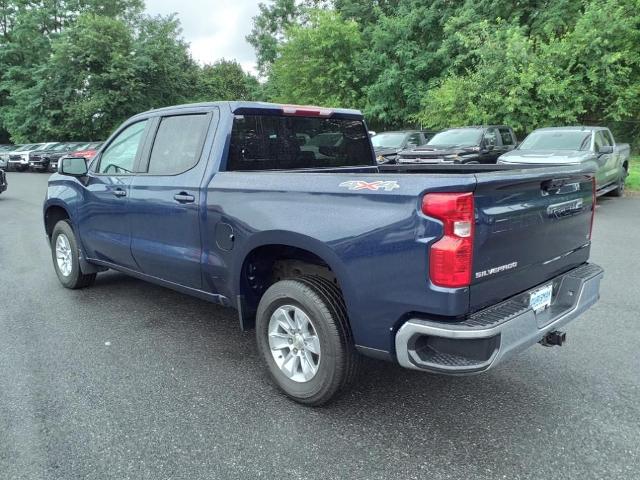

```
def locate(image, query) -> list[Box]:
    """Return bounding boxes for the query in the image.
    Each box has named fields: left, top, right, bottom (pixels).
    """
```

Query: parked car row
left=0, top=141, right=102, bottom=172
left=373, top=125, right=630, bottom=196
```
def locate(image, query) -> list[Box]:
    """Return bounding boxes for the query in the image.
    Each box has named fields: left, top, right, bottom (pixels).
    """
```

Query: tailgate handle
left=541, top=179, right=579, bottom=195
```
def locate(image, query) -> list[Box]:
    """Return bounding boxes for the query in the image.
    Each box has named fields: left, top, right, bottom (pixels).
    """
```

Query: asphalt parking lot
left=1, top=171, right=638, bottom=480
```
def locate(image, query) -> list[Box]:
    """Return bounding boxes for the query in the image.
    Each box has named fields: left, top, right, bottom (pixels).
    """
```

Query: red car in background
left=51, top=142, right=102, bottom=172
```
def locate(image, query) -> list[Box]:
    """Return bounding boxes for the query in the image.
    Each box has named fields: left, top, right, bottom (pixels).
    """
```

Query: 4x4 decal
left=339, top=180, right=399, bottom=191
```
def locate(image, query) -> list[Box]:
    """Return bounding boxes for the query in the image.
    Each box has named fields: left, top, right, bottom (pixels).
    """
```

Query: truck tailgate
left=471, top=167, right=594, bottom=311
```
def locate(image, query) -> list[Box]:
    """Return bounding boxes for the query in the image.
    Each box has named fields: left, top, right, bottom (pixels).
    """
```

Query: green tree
left=267, top=9, right=364, bottom=108
left=414, top=23, right=585, bottom=134
left=0, top=0, right=145, bottom=141
left=2, top=11, right=199, bottom=142
left=195, top=59, right=259, bottom=102
left=415, top=0, right=640, bottom=142
left=131, top=14, right=199, bottom=109
left=246, top=0, right=303, bottom=77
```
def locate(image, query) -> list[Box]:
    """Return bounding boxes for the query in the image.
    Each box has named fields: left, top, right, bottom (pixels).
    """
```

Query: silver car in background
left=0, top=145, right=18, bottom=169
left=498, top=126, right=630, bottom=196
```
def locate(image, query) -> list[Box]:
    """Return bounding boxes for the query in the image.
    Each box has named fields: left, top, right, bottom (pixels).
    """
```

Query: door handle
left=112, top=188, right=126, bottom=197
left=174, top=192, right=195, bottom=203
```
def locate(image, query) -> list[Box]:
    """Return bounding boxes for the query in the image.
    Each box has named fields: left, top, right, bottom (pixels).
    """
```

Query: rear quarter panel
left=204, top=171, right=476, bottom=353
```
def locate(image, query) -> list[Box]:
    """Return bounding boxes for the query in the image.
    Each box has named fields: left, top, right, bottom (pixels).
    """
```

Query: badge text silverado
left=44, top=102, right=603, bottom=405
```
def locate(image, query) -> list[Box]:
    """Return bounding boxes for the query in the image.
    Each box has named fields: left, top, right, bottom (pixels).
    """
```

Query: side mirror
left=58, top=156, right=88, bottom=176
left=598, top=145, right=613, bottom=155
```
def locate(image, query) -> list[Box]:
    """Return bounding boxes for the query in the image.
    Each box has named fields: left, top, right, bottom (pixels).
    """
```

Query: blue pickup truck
left=44, top=102, right=603, bottom=405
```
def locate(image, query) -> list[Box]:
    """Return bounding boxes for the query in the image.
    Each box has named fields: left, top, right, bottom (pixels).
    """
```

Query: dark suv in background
left=30, top=142, right=102, bottom=172
left=29, top=142, right=80, bottom=172
left=372, top=130, right=435, bottom=164
left=398, top=125, right=517, bottom=164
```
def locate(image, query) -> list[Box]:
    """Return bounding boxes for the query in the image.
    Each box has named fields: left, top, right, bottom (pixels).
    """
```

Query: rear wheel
left=610, top=169, right=627, bottom=197
left=256, top=276, right=360, bottom=406
left=51, top=220, right=96, bottom=289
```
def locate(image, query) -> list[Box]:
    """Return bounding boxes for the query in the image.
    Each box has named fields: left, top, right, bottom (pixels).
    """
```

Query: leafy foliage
left=0, top=0, right=258, bottom=142
left=268, top=10, right=364, bottom=107
left=417, top=0, right=640, bottom=140
left=250, top=0, right=640, bottom=145
left=627, top=156, right=640, bottom=192
left=196, top=60, right=260, bottom=102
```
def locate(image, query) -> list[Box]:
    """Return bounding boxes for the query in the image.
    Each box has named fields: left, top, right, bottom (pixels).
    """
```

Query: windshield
left=49, top=143, right=71, bottom=151
left=371, top=133, right=407, bottom=149
left=427, top=128, right=482, bottom=147
left=519, top=130, right=592, bottom=151
left=27, top=144, right=44, bottom=150
left=15, top=144, right=35, bottom=151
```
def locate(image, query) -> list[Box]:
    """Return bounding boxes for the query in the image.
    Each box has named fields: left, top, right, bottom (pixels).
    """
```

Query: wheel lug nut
left=288, top=338, right=293, bottom=344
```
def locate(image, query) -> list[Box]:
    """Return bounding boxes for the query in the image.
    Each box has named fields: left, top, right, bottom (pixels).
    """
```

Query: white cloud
left=145, top=0, right=260, bottom=75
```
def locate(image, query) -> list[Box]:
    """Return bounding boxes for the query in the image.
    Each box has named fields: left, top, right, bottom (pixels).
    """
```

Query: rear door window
left=483, top=128, right=498, bottom=147
left=146, top=114, right=210, bottom=175
left=407, top=133, right=422, bottom=146
left=499, top=128, right=514, bottom=146
left=227, top=115, right=371, bottom=171
left=594, top=131, right=606, bottom=152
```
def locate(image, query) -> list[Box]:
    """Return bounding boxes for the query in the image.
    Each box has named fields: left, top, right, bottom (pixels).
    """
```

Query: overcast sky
left=145, top=0, right=261, bottom=75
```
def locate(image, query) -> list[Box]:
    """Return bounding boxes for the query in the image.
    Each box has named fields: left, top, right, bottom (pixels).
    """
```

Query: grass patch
left=627, top=155, right=640, bottom=192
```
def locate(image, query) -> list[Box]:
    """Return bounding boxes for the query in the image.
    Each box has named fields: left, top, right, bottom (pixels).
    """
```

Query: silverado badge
left=339, top=180, right=399, bottom=191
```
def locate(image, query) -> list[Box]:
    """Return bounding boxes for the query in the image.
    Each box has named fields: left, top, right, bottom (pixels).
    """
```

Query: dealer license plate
left=530, top=284, right=553, bottom=313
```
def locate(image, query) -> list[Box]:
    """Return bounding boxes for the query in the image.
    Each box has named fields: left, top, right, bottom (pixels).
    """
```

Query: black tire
left=51, top=220, right=96, bottom=289
left=256, top=275, right=360, bottom=406
left=609, top=169, right=627, bottom=197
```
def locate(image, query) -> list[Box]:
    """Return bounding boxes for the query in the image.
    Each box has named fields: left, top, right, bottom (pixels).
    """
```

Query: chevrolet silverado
left=44, top=102, right=603, bottom=405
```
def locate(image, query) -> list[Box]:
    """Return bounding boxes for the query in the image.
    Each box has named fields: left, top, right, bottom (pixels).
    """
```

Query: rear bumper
left=395, top=263, right=603, bottom=374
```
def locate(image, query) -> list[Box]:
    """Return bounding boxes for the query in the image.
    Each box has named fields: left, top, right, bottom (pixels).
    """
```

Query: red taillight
left=281, top=105, right=333, bottom=117
left=589, top=177, right=596, bottom=240
left=422, top=192, right=474, bottom=288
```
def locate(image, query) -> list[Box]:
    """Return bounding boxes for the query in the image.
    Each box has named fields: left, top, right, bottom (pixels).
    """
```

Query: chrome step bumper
left=395, top=263, right=604, bottom=373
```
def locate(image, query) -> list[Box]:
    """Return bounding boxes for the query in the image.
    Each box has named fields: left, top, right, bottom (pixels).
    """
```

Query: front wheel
left=51, top=220, right=96, bottom=289
left=256, top=276, right=360, bottom=406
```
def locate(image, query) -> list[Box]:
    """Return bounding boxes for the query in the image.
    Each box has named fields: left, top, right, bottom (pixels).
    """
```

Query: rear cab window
left=226, top=115, right=372, bottom=171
